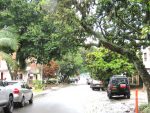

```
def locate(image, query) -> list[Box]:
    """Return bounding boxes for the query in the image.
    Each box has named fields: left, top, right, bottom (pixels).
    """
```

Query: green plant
left=139, top=104, right=150, bottom=113
left=33, top=80, right=45, bottom=90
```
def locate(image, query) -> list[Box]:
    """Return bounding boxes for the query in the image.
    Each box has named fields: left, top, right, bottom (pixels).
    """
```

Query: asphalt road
left=13, top=85, right=84, bottom=113
left=0, top=81, right=148, bottom=113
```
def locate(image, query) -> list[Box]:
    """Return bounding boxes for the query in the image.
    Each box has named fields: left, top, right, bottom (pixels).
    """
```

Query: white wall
left=142, top=47, right=150, bottom=73
left=0, top=60, right=12, bottom=81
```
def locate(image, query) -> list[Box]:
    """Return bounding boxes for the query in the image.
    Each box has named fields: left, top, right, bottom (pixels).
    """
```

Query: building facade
left=0, top=60, right=12, bottom=81
left=142, top=46, right=150, bottom=74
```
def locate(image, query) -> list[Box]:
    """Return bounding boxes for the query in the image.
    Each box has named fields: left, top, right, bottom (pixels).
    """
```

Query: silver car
left=7, top=81, right=33, bottom=107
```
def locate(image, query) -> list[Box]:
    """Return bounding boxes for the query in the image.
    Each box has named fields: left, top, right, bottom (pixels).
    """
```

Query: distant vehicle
left=68, top=77, right=79, bottom=83
left=86, top=78, right=92, bottom=85
left=7, top=81, right=33, bottom=107
left=107, top=75, right=130, bottom=99
left=90, top=79, right=104, bottom=91
left=0, top=80, right=14, bottom=113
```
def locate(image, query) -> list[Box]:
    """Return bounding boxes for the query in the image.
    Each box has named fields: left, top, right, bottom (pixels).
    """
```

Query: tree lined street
left=0, top=0, right=150, bottom=112
left=0, top=80, right=147, bottom=113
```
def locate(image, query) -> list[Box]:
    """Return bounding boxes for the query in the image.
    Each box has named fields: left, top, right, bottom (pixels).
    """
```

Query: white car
left=90, top=79, right=104, bottom=91
left=7, top=81, right=33, bottom=107
left=0, top=80, right=14, bottom=113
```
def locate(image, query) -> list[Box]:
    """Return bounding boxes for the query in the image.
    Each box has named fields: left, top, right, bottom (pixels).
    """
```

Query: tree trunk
left=131, top=55, right=150, bottom=104
left=147, top=87, right=150, bottom=103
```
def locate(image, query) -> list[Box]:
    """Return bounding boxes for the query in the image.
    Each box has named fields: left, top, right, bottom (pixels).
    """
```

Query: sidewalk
left=131, top=88, right=148, bottom=105
left=33, top=83, right=69, bottom=98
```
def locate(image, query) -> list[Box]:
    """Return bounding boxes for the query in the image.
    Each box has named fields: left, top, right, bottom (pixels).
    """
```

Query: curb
left=33, top=84, right=71, bottom=98
left=33, top=84, right=68, bottom=98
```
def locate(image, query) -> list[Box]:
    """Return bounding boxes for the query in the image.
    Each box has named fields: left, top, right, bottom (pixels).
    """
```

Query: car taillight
left=110, top=84, right=117, bottom=90
left=120, top=84, right=126, bottom=88
left=13, top=88, right=20, bottom=94
left=127, top=86, right=130, bottom=90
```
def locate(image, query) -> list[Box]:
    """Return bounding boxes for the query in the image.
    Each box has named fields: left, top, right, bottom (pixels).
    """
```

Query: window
left=21, top=84, right=26, bottom=88
left=144, top=53, right=147, bottom=61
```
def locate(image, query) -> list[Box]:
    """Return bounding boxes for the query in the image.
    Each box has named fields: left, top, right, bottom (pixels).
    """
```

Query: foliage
left=46, top=78, right=58, bottom=84
left=139, top=104, right=150, bottom=113
left=0, top=27, right=18, bottom=70
left=33, top=80, right=45, bottom=90
left=43, top=59, right=59, bottom=78
left=0, top=0, right=83, bottom=69
left=58, top=51, right=83, bottom=77
left=85, top=48, right=135, bottom=80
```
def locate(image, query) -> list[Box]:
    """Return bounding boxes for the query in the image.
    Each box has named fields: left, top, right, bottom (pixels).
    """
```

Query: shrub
left=33, top=80, right=45, bottom=90
left=46, top=78, right=58, bottom=84
left=139, top=104, right=150, bottom=113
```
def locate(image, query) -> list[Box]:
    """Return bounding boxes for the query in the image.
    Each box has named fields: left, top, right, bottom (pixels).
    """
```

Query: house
left=0, top=60, right=12, bottom=81
left=142, top=46, right=150, bottom=74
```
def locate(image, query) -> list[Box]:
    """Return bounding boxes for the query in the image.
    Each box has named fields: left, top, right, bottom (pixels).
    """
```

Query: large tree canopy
left=54, top=0, right=150, bottom=102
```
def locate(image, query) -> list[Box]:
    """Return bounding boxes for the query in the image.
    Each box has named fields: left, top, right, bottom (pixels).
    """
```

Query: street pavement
left=32, top=83, right=148, bottom=113
left=0, top=82, right=147, bottom=113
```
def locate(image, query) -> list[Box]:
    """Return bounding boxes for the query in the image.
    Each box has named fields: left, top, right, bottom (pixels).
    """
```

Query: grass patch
left=139, top=104, right=150, bottom=113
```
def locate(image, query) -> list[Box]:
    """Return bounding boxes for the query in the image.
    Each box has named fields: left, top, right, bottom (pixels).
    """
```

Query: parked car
left=7, top=81, right=33, bottom=107
left=90, top=79, right=104, bottom=91
left=107, top=75, right=130, bottom=99
left=68, top=77, right=79, bottom=83
left=0, top=80, right=14, bottom=113
left=86, top=78, right=92, bottom=85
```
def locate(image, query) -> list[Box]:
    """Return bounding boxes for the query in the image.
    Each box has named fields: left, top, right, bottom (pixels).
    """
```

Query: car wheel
left=108, top=93, right=112, bottom=99
left=29, top=94, right=33, bottom=104
left=126, top=94, right=130, bottom=99
left=20, top=97, right=25, bottom=107
left=92, top=87, right=95, bottom=90
left=3, top=95, right=14, bottom=113
left=101, top=88, right=105, bottom=91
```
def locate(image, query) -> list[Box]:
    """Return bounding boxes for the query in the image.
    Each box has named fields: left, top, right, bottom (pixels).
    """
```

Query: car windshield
left=7, top=82, right=18, bottom=85
left=112, top=78, right=128, bottom=85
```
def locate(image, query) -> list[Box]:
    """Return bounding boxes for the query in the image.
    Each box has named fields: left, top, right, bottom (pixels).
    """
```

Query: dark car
left=107, top=75, right=130, bottom=99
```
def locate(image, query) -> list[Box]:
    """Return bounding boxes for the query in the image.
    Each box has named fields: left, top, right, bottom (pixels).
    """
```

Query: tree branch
left=116, top=15, right=141, bottom=35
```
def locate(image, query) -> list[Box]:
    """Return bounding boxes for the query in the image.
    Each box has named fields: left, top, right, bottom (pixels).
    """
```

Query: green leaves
left=0, top=51, right=17, bottom=70
left=0, top=27, right=18, bottom=52
left=85, top=48, right=135, bottom=80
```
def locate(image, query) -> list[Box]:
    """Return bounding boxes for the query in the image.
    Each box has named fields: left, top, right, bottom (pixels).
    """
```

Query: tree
left=43, top=59, right=59, bottom=78
left=55, top=0, right=150, bottom=102
left=58, top=52, right=83, bottom=82
left=86, top=47, right=135, bottom=80
left=0, top=0, right=81, bottom=69
left=0, top=27, right=18, bottom=78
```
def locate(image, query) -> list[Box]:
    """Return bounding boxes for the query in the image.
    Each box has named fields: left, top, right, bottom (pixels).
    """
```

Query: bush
left=46, top=78, right=58, bottom=84
left=33, top=80, right=45, bottom=90
left=139, top=104, right=150, bottom=113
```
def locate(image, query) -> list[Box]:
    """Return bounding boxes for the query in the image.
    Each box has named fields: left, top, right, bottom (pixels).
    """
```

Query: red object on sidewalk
left=135, top=89, right=138, bottom=113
